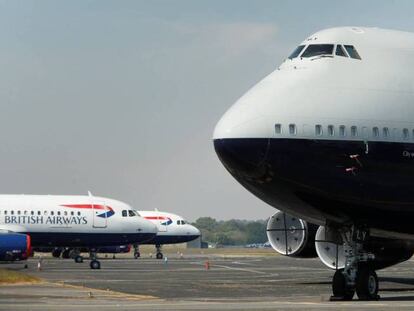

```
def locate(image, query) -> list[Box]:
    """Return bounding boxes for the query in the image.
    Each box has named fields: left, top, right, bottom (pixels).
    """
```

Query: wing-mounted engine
left=266, top=211, right=317, bottom=257
left=315, top=226, right=414, bottom=270
left=0, top=231, right=31, bottom=261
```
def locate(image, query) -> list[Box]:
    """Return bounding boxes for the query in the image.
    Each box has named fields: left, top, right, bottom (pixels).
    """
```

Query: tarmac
left=2, top=250, right=414, bottom=310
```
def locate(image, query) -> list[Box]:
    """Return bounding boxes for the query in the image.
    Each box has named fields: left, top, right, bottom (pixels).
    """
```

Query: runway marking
left=211, top=264, right=270, bottom=275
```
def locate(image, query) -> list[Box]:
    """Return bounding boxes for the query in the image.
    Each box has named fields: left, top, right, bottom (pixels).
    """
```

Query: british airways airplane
left=0, top=193, right=157, bottom=269
left=39, top=210, right=200, bottom=260
left=214, top=27, right=414, bottom=300
left=134, top=210, right=200, bottom=259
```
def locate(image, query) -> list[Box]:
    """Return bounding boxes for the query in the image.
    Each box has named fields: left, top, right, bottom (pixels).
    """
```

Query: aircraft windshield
left=344, top=45, right=361, bottom=59
left=301, top=44, right=334, bottom=58
left=288, top=45, right=305, bottom=59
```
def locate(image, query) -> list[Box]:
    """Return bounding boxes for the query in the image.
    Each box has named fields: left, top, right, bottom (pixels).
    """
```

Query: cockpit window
left=128, top=210, right=136, bottom=217
left=344, top=45, right=361, bottom=60
left=288, top=45, right=305, bottom=59
left=301, top=44, right=334, bottom=58
left=122, top=210, right=127, bottom=217
left=335, top=45, right=347, bottom=57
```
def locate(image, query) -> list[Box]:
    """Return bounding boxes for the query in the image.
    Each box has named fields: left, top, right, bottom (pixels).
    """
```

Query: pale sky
left=0, top=0, right=413, bottom=220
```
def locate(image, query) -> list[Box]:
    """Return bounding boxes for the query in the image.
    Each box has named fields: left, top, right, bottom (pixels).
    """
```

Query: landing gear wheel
left=90, top=260, right=101, bottom=269
left=331, top=269, right=355, bottom=301
left=356, top=266, right=379, bottom=300
left=156, top=252, right=163, bottom=260
left=52, top=248, right=62, bottom=258
left=62, top=249, right=71, bottom=259
left=134, top=252, right=140, bottom=259
left=74, top=255, right=83, bottom=263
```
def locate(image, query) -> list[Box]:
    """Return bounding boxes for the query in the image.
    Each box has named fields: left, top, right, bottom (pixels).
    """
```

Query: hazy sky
left=0, top=0, right=413, bottom=220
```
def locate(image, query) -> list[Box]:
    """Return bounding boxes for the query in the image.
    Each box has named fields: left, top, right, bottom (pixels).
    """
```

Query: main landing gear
left=331, top=226, right=379, bottom=301
left=156, top=244, right=163, bottom=259
left=133, top=244, right=140, bottom=259
left=89, top=251, right=101, bottom=270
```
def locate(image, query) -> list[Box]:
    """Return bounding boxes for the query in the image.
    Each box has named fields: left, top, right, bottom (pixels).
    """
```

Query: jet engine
left=315, top=226, right=414, bottom=270
left=0, top=232, right=31, bottom=261
left=266, top=211, right=317, bottom=257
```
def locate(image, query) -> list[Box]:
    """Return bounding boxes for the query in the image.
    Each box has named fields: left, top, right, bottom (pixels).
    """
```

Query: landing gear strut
left=133, top=244, right=140, bottom=259
left=89, top=251, right=101, bottom=269
left=155, top=244, right=163, bottom=259
left=330, top=226, right=379, bottom=301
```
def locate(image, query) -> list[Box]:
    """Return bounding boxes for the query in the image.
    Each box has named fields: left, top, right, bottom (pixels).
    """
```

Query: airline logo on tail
left=61, top=204, right=115, bottom=218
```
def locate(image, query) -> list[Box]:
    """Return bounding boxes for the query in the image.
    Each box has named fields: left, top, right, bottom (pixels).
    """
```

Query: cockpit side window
left=128, top=210, right=136, bottom=217
left=288, top=45, right=305, bottom=59
left=335, top=45, right=348, bottom=57
left=344, top=45, right=361, bottom=60
left=122, top=210, right=127, bottom=217
left=301, top=44, right=334, bottom=58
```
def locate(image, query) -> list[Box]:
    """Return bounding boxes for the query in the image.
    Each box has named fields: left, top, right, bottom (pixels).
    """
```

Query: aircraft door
left=92, top=201, right=108, bottom=228
left=157, top=216, right=168, bottom=232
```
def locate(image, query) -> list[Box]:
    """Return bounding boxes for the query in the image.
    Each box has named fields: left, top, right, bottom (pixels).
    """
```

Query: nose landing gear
left=330, top=226, right=379, bottom=301
left=155, top=244, right=163, bottom=259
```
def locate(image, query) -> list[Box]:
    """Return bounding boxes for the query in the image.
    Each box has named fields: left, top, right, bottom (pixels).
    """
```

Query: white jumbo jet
left=214, top=27, right=414, bottom=300
left=0, top=193, right=157, bottom=269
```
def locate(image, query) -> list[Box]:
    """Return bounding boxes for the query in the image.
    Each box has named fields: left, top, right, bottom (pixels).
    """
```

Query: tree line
left=191, top=217, right=267, bottom=246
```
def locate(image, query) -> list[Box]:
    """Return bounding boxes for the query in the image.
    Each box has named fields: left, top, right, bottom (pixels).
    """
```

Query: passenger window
left=122, top=210, right=127, bottom=217
left=24, top=210, right=27, bottom=215
left=372, top=127, right=379, bottom=137
left=289, top=124, right=296, bottom=135
left=351, top=126, right=358, bottom=137
left=71, top=211, right=74, bottom=216
left=11, top=210, right=14, bottom=215
left=17, top=210, right=21, bottom=215
left=57, top=211, right=61, bottom=216
left=315, top=125, right=323, bottom=136
left=288, top=45, right=305, bottom=59
left=128, top=210, right=135, bottom=217
left=4, top=210, right=7, bottom=215
left=77, top=211, right=81, bottom=216
left=339, top=125, right=346, bottom=137
left=275, top=124, right=282, bottom=134
left=328, top=125, right=334, bottom=136
left=38, top=211, right=41, bottom=215
left=335, top=45, right=347, bottom=57
left=344, top=45, right=361, bottom=60
left=301, top=44, right=334, bottom=58
left=31, top=211, right=34, bottom=215
left=51, top=211, right=54, bottom=216
left=383, top=127, right=389, bottom=138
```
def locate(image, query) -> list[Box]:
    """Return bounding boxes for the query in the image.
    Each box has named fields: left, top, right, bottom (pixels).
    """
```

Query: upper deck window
left=288, top=45, right=305, bottom=59
left=335, top=45, right=348, bottom=57
left=344, top=45, right=361, bottom=60
left=301, top=44, right=334, bottom=58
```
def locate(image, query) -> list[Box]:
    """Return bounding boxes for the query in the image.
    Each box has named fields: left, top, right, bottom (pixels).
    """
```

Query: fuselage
left=0, top=194, right=157, bottom=247
left=214, top=27, right=414, bottom=238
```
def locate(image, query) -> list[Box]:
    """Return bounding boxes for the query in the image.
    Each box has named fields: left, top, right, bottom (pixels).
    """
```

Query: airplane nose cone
left=192, top=226, right=201, bottom=237
left=214, top=138, right=270, bottom=179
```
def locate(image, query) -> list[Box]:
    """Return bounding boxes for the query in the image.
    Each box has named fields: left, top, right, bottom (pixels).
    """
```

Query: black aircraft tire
left=90, top=260, right=101, bottom=270
left=156, top=252, right=163, bottom=260
left=134, top=252, right=140, bottom=259
left=74, top=255, right=83, bottom=263
left=332, top=269, right=355, bottom=300
left=356, top=266, right=379, bottom=300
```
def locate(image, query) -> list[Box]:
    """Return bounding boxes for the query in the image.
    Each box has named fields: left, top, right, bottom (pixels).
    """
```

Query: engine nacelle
left=0, top=232, right=31, bottom=261
left=315, top=226, right=414, bottom=270
left=267, top=211, right=317, bottom=257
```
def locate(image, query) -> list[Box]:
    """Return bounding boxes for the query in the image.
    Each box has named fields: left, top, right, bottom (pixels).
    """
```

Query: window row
left=0, top=210, right=81, bottom=216
left=275, top=124, right=414, bottom=139
left=122, top=210, right=139, bottom=217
